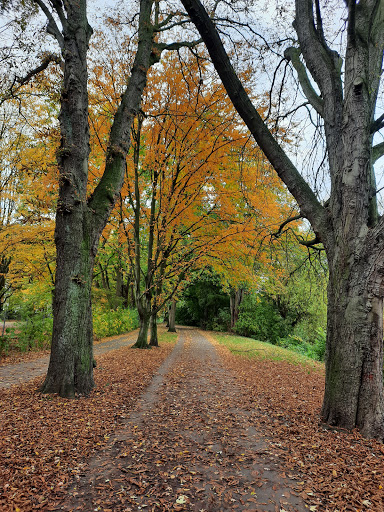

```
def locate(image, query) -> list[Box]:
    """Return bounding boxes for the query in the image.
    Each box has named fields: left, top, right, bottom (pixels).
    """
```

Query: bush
left=16, top=315, right=53, bottom=351
left=93, top=307, right=139, bottom=339
left=0, top=335, right=10, bottom=356
left=276, top=327, right=326, bottom=362
left=234, top=294, right=288, bottom=343
left=211, top=308, right=231, bottom=332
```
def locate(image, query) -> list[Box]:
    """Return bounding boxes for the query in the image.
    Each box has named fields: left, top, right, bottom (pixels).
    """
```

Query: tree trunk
left=168, top=299, right=176, bottom=332
left=180, top=0, right=384, bottom=439
left=149, top=310, right=158, bottom=347
left=42, top=221, right=95, bottom=397
left=41, top=0, right=157, bottom=396
left=230, top=287, right=243, bottom=330
left=164, top=309, right=169, bottom=327
left=133, top=308, right=150, bottom=349
left=40, top=1, right=93, bottom=397
left=322, top=292, right=384, bottom=438
left=321, top=238, right=384, bottom=439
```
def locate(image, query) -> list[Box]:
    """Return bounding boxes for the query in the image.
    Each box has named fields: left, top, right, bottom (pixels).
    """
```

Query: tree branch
left=371, top=113, right=384, bottom=134
left=180, top=0, right=327, bottom=238
left=294, top=0, right=343, bottom=101
left=272, top=214, right=303, bottom=238
left=0, top=53, right=61, bottom=106
left=15, top=52, right=62, bottom=85
left=372, top=141, right=384, bottom=164
left=284, top=46, right=323, bottom=116
left=156, top=39, right=203, bottom=54
left=33, top=0, right=65, bottom=49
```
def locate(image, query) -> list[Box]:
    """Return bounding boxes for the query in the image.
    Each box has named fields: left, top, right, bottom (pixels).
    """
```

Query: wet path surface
left=0, top=330, right=139, bottom=389
left=58, top=327, right=306, bottom=511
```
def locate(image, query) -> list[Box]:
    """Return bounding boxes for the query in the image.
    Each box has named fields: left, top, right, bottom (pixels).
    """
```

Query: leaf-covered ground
left=1, top=327, right=384, bottom=511
left=0, top=331, right=175, bottom=511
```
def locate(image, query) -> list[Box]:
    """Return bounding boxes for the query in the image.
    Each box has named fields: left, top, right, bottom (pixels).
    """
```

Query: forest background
left=0, top=3, right=328, bottom=361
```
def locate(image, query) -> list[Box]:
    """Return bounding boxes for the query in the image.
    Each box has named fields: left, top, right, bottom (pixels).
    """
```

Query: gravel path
left=0, top=330, right=139, bottom=388
left=57, top=327, right=306, bottom=511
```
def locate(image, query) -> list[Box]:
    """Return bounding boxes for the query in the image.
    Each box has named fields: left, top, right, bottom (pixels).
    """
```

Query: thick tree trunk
left=41, top=0, right=157, bottom=396
left=40, top=0, right=93, bottom=397
left=180, top=0, right=384, bottom=439
left=168, top=299, right=176, bottom=332
left=321, top=240, right=384, bottom=439
left=42, top=218, right=95, bottom=397
left=149, top=311, right=158, bottom=347
left=133, top=309, right=150, bottom=349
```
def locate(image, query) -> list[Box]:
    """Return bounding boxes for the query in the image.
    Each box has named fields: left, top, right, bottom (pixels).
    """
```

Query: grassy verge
left=157, top=328, right=178, bottom=344
left=210, top=332, right=324, bottom=371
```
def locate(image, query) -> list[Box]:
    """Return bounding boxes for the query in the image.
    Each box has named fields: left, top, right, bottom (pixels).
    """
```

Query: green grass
left=157, top=329, right=179, bottom=344
left=211, top=332, right=324, bottom=371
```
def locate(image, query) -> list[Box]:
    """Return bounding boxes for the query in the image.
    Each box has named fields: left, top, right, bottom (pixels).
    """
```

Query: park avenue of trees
left=1, top=0, right=384, bottom=441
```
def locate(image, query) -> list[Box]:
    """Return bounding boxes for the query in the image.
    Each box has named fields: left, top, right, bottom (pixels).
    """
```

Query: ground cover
left=1, top=329, right=384, bottom=511
left=0, top=329, right=176, bottom=511
left=209, top=333, right=384, bottom=511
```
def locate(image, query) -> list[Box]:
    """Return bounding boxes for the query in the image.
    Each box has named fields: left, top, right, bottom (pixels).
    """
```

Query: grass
left=157, top=327, right=179, bottom=344
left=210, top=332, right=324, bottom=372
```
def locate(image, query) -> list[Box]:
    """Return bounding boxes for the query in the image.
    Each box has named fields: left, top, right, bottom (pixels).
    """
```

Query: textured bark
left=230, top=288, right=244, bottom=330
left=181, top=0, right=384, bottom=438
left=168, top=300, right=177, bottom=333
left=40, top=0, right=156, bottom=396
left=149, top=311, right=159, bottom=347
left=133, top=309, right=151, bottom=349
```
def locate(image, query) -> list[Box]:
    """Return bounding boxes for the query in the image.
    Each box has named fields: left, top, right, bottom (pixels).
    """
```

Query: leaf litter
left=1, top=327, right=384, bottom=511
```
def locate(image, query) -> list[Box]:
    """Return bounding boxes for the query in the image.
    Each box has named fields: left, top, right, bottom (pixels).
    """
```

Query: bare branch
left=371, top=113, right=384, bottom=134
left=272, top=214, right=303, bottom=238
left=33, top=0, right=64, bottom=49
left=284, top=46, right=324, bottom=116
left=155, top=39, right=203, bottom=54
left=372, top=141, right=384, bottom=164
left=0, top=52, right=61, bottom=106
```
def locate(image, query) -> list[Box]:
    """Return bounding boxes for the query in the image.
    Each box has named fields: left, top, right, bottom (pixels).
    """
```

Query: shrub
left=276, top=327, right=326, bottom=362
left=16, top=315, right=53, bottom=351
left=234, top=293, right=287, bottom=343
left=93, top=307, right=139, bottom=339
left=0, top=335, right=10, bottom=356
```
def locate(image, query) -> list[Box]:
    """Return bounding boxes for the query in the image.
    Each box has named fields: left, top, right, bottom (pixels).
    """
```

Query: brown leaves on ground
left=0, top=342, right=174, bottom=512
left=1, top=329, right=384, bottom=512
left=211, top=339, right=384, bottom=511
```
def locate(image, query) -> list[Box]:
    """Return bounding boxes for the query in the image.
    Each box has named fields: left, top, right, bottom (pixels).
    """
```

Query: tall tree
left=119, top=51, right=288, bottom=348
left=181, top=0, right=384, bottom=438
left=8, top=0, right=198, bottom=397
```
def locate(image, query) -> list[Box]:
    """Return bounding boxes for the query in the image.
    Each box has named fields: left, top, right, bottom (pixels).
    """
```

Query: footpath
left=56, top=327, right=306, bottom=511
left=0, top=330, right=139, bottom=389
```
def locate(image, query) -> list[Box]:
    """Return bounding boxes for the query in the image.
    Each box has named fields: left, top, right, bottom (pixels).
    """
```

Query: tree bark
left=322, top=254, right=384, bottom=437
left=149, top=310, right=159, bottom=347
left=168, top=299, right=176, bottom=332
left=230, top=287, right=243, bottom=330
left=134, top=308, right=151, bottom=349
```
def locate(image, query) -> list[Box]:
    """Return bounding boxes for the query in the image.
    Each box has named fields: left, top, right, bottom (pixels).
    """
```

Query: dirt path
left=0, top=330, right=139, bottom=388
left=56, top=327, right=306, bottom=511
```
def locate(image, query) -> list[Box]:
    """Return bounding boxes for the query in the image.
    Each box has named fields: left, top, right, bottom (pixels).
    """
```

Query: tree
left=181, top=0, right=384, bottom=438
left=117, top=50, right=290, bottom=348
left=4, top=0, right=199, bottom=397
